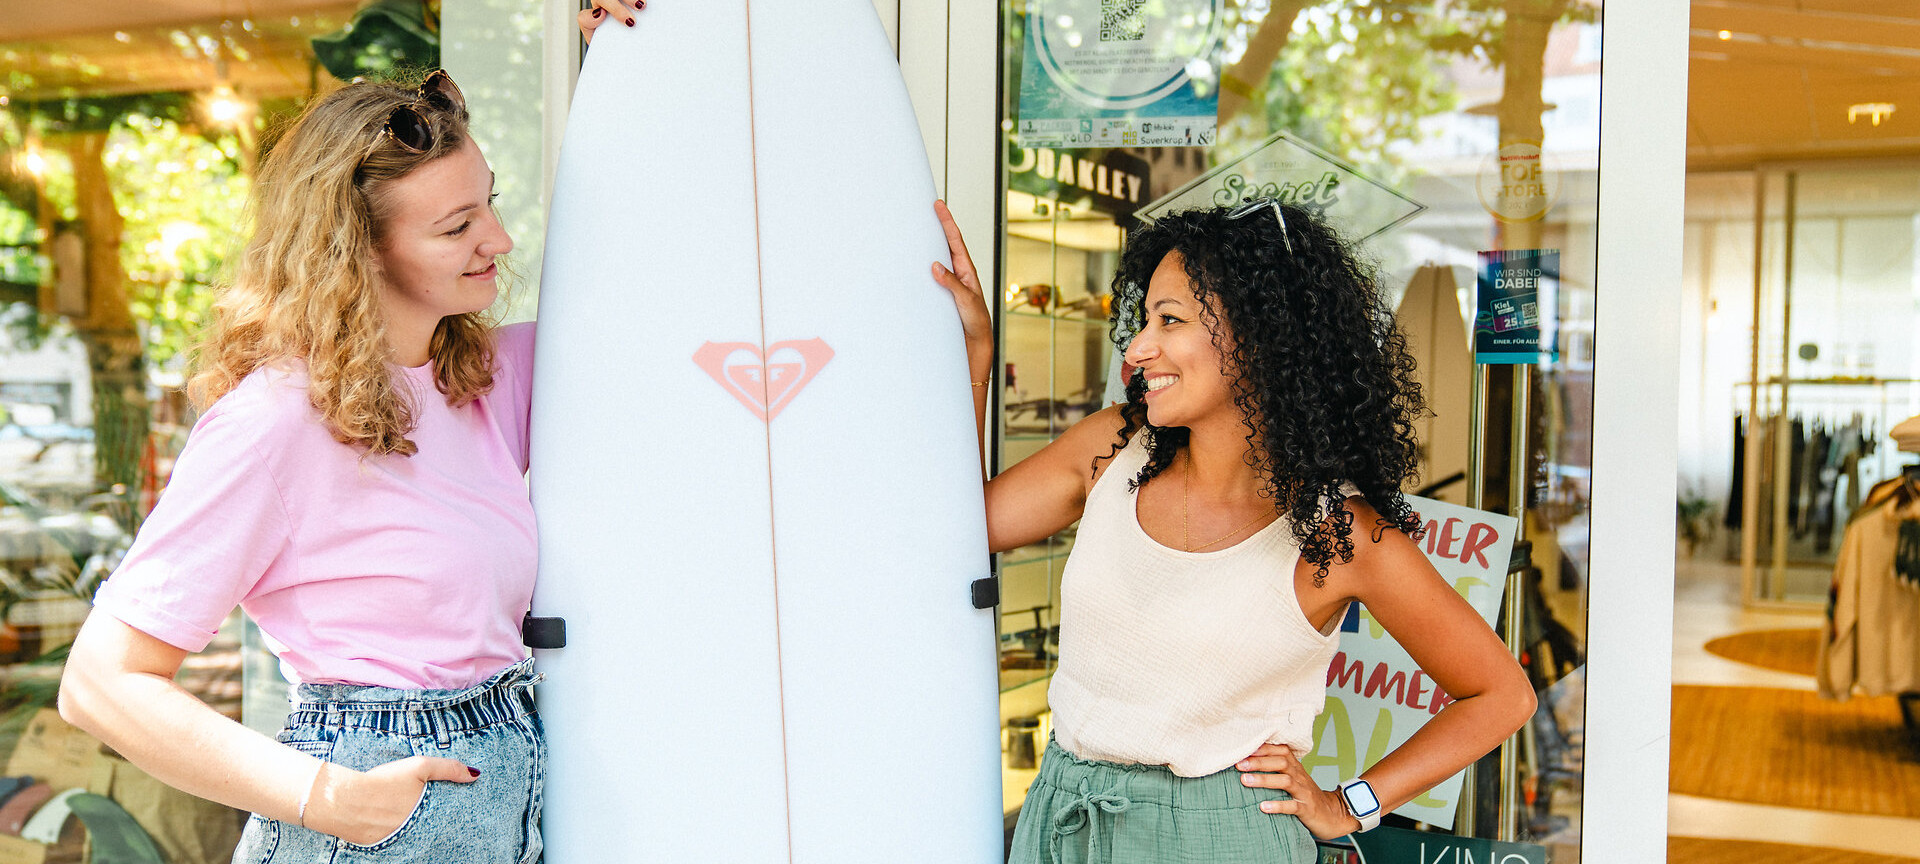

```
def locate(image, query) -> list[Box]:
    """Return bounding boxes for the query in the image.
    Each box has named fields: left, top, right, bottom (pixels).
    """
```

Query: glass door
left=991, top=1, right=1604, bottom=855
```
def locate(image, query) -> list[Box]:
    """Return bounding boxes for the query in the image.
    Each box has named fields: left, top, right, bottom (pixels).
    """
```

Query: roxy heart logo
left=693, top=339, right=834, bottom=421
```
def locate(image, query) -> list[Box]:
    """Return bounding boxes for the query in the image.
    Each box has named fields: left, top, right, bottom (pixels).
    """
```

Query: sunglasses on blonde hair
left=368, top=70, right=467, bottom=155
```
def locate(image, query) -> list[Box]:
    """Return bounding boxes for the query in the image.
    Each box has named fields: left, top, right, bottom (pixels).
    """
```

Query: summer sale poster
left=1304, top=495, right=1518, bottom=829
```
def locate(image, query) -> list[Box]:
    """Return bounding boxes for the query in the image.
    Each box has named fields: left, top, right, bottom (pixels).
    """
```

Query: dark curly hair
left=1105, top=202, right=1426, bottom=585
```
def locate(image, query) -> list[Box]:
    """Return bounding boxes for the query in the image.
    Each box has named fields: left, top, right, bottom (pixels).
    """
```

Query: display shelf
left=998, top=668, right=1053, bottom=695
left=999, top=546, right=1071, bottom=567
left=1006, top=309, right=1110, bottom=325
left=996, top=185, right=1119, bottom=826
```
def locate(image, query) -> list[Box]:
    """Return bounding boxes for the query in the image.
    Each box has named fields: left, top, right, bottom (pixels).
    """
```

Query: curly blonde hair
left=188, top=74, right=497, bottom=457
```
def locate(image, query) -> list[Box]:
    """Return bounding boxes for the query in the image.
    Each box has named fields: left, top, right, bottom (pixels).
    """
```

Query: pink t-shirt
left=94, top=323, right=539, bottom=690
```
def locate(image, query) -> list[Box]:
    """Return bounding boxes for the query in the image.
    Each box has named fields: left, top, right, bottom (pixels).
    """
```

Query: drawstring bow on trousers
left=1047, top=780, right=1132, bottom=864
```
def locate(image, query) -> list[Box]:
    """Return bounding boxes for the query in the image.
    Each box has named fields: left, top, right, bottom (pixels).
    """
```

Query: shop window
left=0, top=3, right=554, bottom=859
left=994, top=0, right=1601, bottom=855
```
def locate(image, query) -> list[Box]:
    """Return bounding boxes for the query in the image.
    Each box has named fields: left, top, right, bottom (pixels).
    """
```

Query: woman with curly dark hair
left=931, top=200, right=1534, bottom=861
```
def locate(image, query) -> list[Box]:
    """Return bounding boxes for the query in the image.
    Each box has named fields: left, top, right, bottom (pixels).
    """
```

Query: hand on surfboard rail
left=931, top=200, right=993, bottom=383
left=579, top=0, right=646, bottom=40
left=932, top=199, right=994, bottom=472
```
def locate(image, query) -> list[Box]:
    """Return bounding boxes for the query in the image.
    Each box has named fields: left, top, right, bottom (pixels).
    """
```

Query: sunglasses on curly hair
left=1225, top=196, right=1295, bottom=255
left=372, top=70, right=467, bottom=154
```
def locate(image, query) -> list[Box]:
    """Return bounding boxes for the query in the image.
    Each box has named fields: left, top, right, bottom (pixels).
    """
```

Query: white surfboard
left=527, top=3, right=1002, bottom=862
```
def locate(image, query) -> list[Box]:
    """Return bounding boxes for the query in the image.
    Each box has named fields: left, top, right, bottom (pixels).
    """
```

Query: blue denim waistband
left=287, top=658, right=542, bottom=737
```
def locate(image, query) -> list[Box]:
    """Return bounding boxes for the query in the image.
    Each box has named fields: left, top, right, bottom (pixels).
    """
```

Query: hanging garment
left=1817, top=481, right=1920, bottom=699
left=1810, top=425, right=1841, bottom=552
left=1727, top=415, right=1746, bottom=529
left=1797, top=423, right=1828, bottom=539
left=1837, top=418, right=1865, bottom=517
left=1788, top=418, right=1807, bottom=530
left=1752, top=417, right=1780, bottom=546
left=1897, top=520, right=1920, bottom=591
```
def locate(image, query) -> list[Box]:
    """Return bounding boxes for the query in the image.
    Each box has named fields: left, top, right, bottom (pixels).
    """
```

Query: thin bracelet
left=298, top=761, right=325, bottom=829
left=970, top=378, right=990, bottom=387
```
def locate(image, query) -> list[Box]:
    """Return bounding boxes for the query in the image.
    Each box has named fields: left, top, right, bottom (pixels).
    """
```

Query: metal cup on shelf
left=1003, top=716, right=1041, bottom=769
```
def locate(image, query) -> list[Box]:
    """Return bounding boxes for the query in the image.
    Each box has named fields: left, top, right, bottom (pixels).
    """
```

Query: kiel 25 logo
left=693, top=339, right=834, bottom=421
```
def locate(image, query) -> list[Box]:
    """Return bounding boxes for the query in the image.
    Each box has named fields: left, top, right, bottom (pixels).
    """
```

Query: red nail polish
left=591, top=7, right=604, bottom=16
left=636, top=0, right=646, bottom=8
left=468, top=767, right=481, bottom=778
left=625, top=17, right=635, bottom=26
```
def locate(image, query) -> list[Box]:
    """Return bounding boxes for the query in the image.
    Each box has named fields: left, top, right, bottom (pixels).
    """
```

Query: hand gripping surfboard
left=527, top=2, right=1002, bottom=861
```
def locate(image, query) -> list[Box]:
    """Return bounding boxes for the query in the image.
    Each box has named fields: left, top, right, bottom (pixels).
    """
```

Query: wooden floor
left=1702, top=627, right=1822, bottom=677
left=1671, top=684, right=1920, bottom=820
left=1670, top=836, right=1920, bottom=864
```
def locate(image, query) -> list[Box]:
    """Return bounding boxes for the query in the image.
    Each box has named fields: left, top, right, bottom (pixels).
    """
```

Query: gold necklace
left=1183, top=453, right=1274, bottom=552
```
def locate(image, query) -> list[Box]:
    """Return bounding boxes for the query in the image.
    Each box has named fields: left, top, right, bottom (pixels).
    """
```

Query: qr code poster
left=1101, top=0, right=1148, bottom=41
left=1015, top=0, right=1222, bottom=149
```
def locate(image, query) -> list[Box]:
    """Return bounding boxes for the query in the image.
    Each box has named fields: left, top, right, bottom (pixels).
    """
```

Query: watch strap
left=1336, top=778, right=1383, bottom=833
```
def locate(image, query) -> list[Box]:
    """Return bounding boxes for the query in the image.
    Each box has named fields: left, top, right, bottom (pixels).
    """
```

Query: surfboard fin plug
left=970, top=577, right=999, bottom=610
left=523, top=614, right=567, bottom=649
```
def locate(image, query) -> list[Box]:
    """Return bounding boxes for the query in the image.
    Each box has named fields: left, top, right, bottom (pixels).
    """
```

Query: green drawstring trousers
left=1009, top=739, right=1319, bottom=864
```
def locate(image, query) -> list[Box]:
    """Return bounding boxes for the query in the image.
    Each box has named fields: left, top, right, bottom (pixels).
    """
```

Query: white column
left=1584, top=0, right=1689, bottom=860
left=896, top=0, right=997, bottom=268
left=542, top=0, right=583, bottom=198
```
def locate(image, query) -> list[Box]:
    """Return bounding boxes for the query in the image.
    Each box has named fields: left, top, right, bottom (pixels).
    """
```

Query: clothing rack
left=1734, top=378, right=1920, bottom=606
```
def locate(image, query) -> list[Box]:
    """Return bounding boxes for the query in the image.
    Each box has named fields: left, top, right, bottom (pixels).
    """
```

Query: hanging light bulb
left=207, top=84, right=245, bottom=126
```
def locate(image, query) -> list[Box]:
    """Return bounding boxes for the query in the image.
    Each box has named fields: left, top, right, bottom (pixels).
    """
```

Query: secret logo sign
left=1136, top=131, right=1424, bottom=244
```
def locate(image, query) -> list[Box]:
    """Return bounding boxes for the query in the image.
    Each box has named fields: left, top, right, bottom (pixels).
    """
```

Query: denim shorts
left=1009, top=738, right=1316, bottom=864
left=231, top=659, right=545, bottom=864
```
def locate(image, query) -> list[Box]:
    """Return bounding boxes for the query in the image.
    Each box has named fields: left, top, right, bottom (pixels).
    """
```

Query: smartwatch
left=1336, top=778, right=1383, bottom=833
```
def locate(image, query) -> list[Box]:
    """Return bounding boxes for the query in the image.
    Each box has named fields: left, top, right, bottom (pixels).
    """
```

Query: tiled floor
left=1668, top=557, right=1920, bottom=858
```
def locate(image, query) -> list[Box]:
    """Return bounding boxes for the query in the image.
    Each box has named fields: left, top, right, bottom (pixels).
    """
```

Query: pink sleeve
left=92, top=408, right=292, bottom=652
left=487, top=321, right=537, bottom=473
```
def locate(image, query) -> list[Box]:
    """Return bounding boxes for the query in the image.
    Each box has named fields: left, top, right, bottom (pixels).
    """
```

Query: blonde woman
left=59, top=70, right=549, bottom=863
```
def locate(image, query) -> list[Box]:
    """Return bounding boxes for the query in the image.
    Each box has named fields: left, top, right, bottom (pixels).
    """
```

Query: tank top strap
left=1087, top=428, right=1152, bottom=507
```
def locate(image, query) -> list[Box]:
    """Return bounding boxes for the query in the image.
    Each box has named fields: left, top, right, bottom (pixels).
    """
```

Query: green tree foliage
left=107, top=116, right=248, bottom=369
left=1216, top=0, right=1597, bottom=179
left=1223, top=1, right=1461, bottom=177
left=1, top=107, right=247, bottom=371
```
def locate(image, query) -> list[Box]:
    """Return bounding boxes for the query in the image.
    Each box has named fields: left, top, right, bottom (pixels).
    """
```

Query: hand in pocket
left=308, top=755, right=479, bottom=845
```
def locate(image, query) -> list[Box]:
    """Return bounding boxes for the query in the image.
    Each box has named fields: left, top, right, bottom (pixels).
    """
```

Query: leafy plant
left=1677, top=492, right=1716, bottom=555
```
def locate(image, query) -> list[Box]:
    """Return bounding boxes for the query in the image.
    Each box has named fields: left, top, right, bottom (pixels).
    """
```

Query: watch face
left=1344, top=781, right=1381, bottom=817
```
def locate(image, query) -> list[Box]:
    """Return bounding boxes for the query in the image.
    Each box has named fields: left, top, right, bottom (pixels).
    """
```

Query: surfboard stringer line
left=741, top=3, right=799, bottom=861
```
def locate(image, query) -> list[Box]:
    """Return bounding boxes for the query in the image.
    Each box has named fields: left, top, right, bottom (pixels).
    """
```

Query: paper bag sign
left=5, top=710, right=104, bottom=795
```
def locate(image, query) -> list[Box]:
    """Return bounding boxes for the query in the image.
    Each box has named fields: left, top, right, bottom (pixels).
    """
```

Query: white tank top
left=1047, top=433, right=1344, bottom=777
